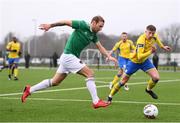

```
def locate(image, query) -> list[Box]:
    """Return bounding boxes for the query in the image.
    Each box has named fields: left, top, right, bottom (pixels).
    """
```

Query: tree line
left=0, top=23, right=180, bottom=58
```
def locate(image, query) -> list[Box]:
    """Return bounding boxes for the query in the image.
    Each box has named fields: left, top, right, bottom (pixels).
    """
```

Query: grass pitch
left=0, top=68, right=180, bottom=122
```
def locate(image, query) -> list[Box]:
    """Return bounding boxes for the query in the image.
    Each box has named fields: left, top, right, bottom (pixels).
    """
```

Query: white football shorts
left=56, top=53, right=85, bottom=74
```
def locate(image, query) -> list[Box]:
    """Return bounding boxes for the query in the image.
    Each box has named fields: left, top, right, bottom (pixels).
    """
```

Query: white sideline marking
left=95, top=77, right=145, bottom=80
left=0, top=97, right=180, bottom=106
left=95, top=79, right=180, bottom=84
left=0, top=85, right=106, bottom=97
left=0, top=79, right=180, bottom=97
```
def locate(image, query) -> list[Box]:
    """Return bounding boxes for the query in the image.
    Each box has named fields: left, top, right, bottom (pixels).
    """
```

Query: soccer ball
left=143, top=104, right=158, bottom=119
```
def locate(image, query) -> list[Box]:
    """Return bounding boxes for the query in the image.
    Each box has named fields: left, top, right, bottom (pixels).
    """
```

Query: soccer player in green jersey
left=21, top=16, right=117, bottom=109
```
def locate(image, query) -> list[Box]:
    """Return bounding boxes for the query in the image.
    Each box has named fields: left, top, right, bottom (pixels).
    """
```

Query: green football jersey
left=64, top=20, right=98, bottom=58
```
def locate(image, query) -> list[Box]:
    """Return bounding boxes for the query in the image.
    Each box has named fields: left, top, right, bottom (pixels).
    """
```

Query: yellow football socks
left=147, top=78, right=156, bottom=90
left=109, top=82, right=123, bottom=97
left=14, top=68, right=18, bottom=77
left=112, top=75, right=119, bottom=85
left=112, top=74, right=122, bottom=85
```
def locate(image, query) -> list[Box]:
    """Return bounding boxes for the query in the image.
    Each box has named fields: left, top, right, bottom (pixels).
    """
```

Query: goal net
left=80, top=49, right=116, bottom=66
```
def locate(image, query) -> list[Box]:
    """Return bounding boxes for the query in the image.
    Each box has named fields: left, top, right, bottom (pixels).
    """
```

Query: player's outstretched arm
left=108, top=50, right=114, bottom=56
left=95, top=41, right=118, bottom=65
left=155, top=34, right=172, bottom=52
left=161, top=45, right=172, bottom=52
left=39, top=20, right=72, bottom=32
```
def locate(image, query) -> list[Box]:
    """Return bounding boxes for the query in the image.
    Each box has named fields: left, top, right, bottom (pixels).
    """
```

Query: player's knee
left=122, top=75, right=130, bottom=82
left=117, top=74, right=122, bottom=77
left=9, top=64, right=12, bottom=68
left=51, top=79, right=60, bottom=86
left=11, top=63, right=17, bottom=68
left=87, top=71, right=94, bottom=78
left=14, top=64, right=18, bottom=68
left=52, top=81, right=59, bottom=86
left=152, top=77, right=159, bottom=83
left=118, top=69, right=123, bottom=75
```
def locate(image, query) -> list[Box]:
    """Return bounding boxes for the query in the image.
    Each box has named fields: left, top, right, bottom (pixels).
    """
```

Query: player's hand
left=39, top=24, right=51, bottom=32
left=105, top=57, right=109, bottom=62
left=105, top=51, right=113, bottom=62
left=151, top=46, right=157, bottom=53
left=106, top=56, right=118, bottom=68
left=163, top=46, right=172, bottom=52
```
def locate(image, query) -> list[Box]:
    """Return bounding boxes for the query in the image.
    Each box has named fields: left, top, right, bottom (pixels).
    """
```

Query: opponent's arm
left=95, top=41, right=117, bottom=64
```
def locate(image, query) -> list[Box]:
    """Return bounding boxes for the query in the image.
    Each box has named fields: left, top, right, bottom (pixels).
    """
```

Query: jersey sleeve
left=112, top=42, right=120, bottom=51
left=71, top=20, right=87, bottom=29
left=129, top=40, right=136, bottom=50
left=136, top=36, right=151, bottom=60
left=6, top=42, right=11, bottom=50
left=93, top=35, right=98, bottom=43
left=154, top=34, right=164, bottom=48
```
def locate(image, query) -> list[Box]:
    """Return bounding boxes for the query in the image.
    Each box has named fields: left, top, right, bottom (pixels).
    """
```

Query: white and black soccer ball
left=143, top=104, right=158, bottom=119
